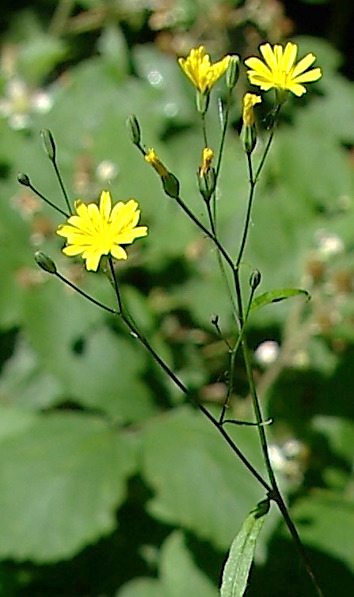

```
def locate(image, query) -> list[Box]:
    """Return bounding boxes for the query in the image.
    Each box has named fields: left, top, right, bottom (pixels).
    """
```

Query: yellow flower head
left=145, top=148, right=169, bottom=178
left=56, top=190, right=148, bottom=271
left=199, top=147, right=214, bottom=176
left=242, top=93, right=262, bottom=126
left=178, top=46, right=231, bottom=94
left=244, top=42, right=322, bottom=97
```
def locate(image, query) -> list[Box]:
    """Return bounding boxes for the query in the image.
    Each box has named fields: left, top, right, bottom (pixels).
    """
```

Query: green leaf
left=141, top=407, right=268, bottom=550
left=118, top=531, right=218, bottom=597
left=0, top=409, right=136, bottom=562
left=220, top=500, right=270, bottom=597
left=22, top=280, right=156, bottom=422
left=250, top=288, right=310, bottom=314
left=289, top=492, right=354, bottom=573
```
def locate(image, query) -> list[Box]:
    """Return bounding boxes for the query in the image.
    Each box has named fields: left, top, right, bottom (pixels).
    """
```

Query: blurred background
left=0, top=1, right=353, bottom=595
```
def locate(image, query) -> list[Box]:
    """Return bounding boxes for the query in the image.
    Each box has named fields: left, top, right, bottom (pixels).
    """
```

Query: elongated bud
left=35, top=251, right=57, bottom=274
left=226, top=55, right=240, bottom=89
left=241, top=123, right=257, bottom=154
left=198, top=148, right=216, bottom=202
left=162, top=172, right=180, bottom=199
left=127, top=114, right=141, bottom=145
left=145, top=148, right=180, bottom=198
left=17, top=172, right=31, bottom=187
left=250, top=269, right=261, bottom=290
left=242, top=93, right=262, bottom=127
left=40, top=129, right=56, bottom=161
left=198, top=168, right=216, bottom=202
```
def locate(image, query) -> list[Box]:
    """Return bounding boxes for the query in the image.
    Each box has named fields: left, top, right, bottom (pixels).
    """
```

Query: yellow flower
left=178, top=46, right=231, bottom=94
left=244, top=42, right=322, bottom=97
left=56, top=190, right=148, bottom=271
left=199, top=147, right=214, bottom=176
left=242, top=93, right=262, bottom=126
left=144, top=148, right=169, bottom=178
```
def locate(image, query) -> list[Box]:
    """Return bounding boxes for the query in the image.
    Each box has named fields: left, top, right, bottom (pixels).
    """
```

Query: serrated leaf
left=250, top=288, right=310, bottom=314
left=0, top=410, right=136, bottom=562
left=220, top=500, right=269, bottom=597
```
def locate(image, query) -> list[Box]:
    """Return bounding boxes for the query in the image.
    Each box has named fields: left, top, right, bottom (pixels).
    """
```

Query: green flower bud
left=226, top=54, right=240, bottom=89
left=40, top=129, right=56, bottom=161
left=34, top=251, right=57, bottom=274
left=250, top=269, right=261, bottom=290
left=198, top=167, right=216, bottom=203
left=17, top=172, right=31, bottom=186
left=127, top=114, right=141, bottom=145
left=241, top=124, right=257, bottom=154
left=162, top=172, right=180, bottom=199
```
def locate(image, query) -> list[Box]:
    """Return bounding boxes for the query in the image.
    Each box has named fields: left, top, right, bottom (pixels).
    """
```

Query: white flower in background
left=0, top=77, right=52, bottom=129
left=314, top=229, right=344, bottom=259
left=96, top=160, right=119, bottom=183
left=254, top=340, right=280, bottom=366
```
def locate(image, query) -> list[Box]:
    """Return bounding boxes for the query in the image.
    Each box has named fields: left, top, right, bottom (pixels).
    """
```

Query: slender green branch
left=219, top=281, right=257, bottom=424
left=52, top=159, right=73, bottom=215
left=201, top=112, right=208, bottom=147
left=235, top=153, right=256, bottom=269
left=105, top=258, right=272, bottom=493
left=174, top=194, right=235, bottom=269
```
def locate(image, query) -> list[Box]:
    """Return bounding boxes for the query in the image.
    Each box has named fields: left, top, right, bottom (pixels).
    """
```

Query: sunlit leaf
left=0, top=410, right=136, bottom=562
left=220, top=499, right=270, bottom=597
left=250, top=288, right=310, bottom=314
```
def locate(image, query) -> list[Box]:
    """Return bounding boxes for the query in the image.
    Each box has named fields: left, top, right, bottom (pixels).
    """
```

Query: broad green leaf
left=0, top=335, right=63, bottom=410
left=288, top=492, right=354, bottom=573
left=17, top=35, right=68, bottom=83
left=0, top=404, right=37, bottom=441
left=118, top=531, right=218, bottom=597
left=250, top=288, right=310, bottom=314
left=142, top=406, right=268, bottom=550
left=220, top=500, right=269, bottom=597
left=22, top=280, right=157, bottom=422
left=0, top=410, right=136, bottom=562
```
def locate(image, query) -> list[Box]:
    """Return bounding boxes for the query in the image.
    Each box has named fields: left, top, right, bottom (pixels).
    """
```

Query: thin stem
left=215, top=90, right=233, bottom=180
left=48, top=0, right=75, bottom=37
left=235, top=152, right=255, bottom=269
left=54, top=271, right=118, bottom=315
left=255, top=129, right=274, bottom=183
left=105, top=257, right=272, bottom=493
left=203, top=112, right=323, bottom=595
left=52, top=158, right=73, bottom=215
left=201, top=112, right=208, bottom=147
left=28, top=183, right=69, bottom=218
left=274, top=495, right=325, bottom=597
left=219, top=283, right=256, bottom=424
left=174, top=194, right=235, bottom=270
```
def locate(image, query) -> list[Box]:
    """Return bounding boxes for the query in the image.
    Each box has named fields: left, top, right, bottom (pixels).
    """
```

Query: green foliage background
left=0, top=0, right=353, bottom=595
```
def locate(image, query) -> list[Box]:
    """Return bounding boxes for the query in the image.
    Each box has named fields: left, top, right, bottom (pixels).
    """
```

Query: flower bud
left=34, top=251, right=57, bottom=274
left=226, top=54, right=240, bottom=89
left=198, top=147, right=215, bottom=202
left=40, top=128, right=56, bottom=160
left=127, top=114, right=141, bottom=145
left=17, top=172, right=31, bottom=187
left=241, top=123, right=257, bottom=154
left=242, top=93, right=261, bottom=127
left=250, top=269, right=261, bottom=290
left=198, top=168, right=216, bottom=202
left=162, top=172, right=180, bottom=199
